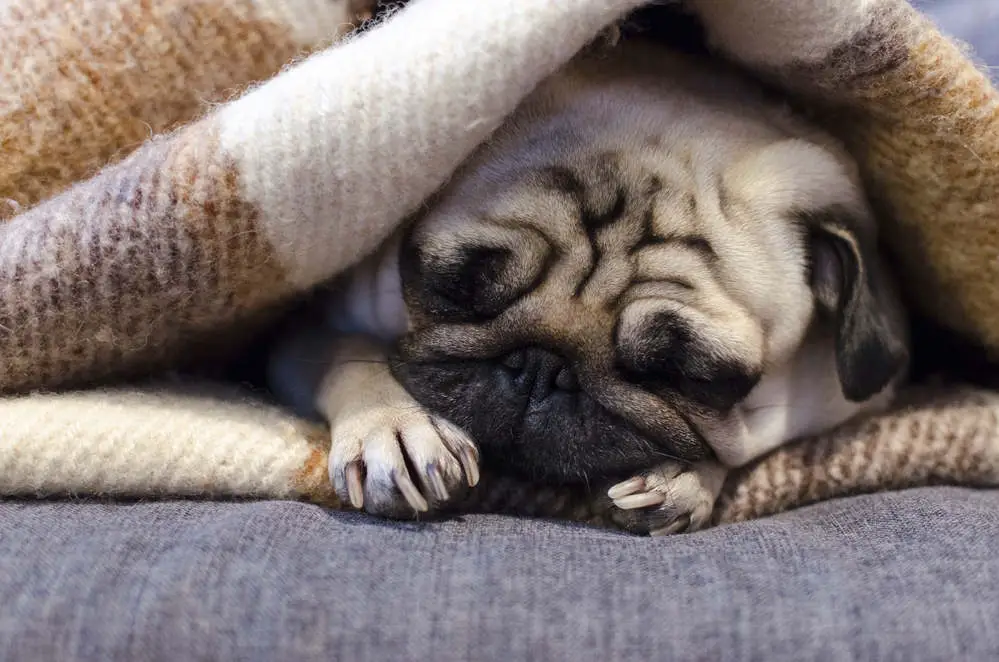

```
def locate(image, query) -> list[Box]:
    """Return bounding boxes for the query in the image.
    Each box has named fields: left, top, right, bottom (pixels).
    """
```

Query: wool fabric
left=2, top=0, right=999, bottom=532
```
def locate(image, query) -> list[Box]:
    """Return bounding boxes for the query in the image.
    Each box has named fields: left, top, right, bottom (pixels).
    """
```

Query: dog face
left=389, top=42, right=908, bottom=484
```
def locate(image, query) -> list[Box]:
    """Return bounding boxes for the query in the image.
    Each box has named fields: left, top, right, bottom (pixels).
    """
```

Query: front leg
left=606, top=461, right=728, bottom=535
left=269, top=327, right=479, bottom=518
left=319, top=335, right=480, bottom=518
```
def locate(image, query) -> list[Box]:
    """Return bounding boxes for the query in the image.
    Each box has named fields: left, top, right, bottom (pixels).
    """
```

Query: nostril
left=501, top=346, right=580, bottom=398
left=554, top=367, right=578, bottom=392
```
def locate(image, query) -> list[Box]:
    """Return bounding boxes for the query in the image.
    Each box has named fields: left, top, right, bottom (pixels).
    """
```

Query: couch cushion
left=1, top=487, right=998, bottom=661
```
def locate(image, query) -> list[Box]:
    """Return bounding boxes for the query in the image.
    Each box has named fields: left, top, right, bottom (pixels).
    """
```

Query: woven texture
left=0, top=0, right=366, bottom=220
left=6, top=490, right=999, bottom=661
left=1, top=0, right=998, bottom=530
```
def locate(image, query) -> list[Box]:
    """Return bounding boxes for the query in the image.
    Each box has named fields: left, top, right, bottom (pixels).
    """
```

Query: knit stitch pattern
left=0, top=0, right=365, bottom=221
left=2, top=0, right=998, bottom=531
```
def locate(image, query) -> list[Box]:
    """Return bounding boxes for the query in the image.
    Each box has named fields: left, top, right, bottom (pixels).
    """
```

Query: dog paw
left=328, top=406, right=480, bottom=519
left=606, top=461, right=727, bottom=536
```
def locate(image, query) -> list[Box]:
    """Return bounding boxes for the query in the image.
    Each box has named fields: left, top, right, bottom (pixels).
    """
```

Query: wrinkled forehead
left=410, top=120, right=862, bottom=259
left=406, top=40, right=871, bottom=265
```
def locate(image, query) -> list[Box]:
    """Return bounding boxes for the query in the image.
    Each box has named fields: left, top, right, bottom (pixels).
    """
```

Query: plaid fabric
left=1, top=0, right=998, bottom=529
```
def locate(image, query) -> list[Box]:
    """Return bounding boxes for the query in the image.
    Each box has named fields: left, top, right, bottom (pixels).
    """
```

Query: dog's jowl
left=267, top=39, right=910, bottom=534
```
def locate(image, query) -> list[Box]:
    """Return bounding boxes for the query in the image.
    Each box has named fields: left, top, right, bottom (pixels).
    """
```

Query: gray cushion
left=1, top=487, right=998, bottom=661
left=3, top=12, right=997, bottom=662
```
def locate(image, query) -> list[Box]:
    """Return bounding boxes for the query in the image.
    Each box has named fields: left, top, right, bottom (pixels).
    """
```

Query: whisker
left=648, top=448, right=684, bottom=463
left=742, top=403, right=796, bottom=413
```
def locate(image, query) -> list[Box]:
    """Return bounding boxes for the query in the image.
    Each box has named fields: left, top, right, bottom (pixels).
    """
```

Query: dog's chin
left=390, top=357, right=702, bottom=485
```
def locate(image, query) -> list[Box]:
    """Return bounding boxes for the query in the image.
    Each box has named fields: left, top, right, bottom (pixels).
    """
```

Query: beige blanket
left=2, top=0, right=998, bottom=529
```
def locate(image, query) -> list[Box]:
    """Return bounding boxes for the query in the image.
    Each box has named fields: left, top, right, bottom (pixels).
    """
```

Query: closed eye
left=421, top=246, right=514, bottom=322
left=416, top=230, right=554, bottom=323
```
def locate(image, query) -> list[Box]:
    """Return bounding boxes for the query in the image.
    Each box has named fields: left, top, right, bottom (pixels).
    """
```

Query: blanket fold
left=1, top=0, right=648, bottom=393
left=2, top=0, right=999, bottom=529
left=0, top=0, right=368, bottom=220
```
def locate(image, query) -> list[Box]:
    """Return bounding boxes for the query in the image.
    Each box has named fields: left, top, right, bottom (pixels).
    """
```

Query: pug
left=266, top=39, right=910, bottom=534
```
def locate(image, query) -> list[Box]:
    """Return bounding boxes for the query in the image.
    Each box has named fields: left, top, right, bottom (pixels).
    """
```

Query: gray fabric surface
left=2, top=6, right=997, bottom=662
left=1, top=487, right=998, bottom=661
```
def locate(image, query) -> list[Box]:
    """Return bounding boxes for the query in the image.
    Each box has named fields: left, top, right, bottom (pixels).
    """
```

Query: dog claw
left=425, top=463, right=450, bottom=501
left=345, top=462, right=365, bottom=509
left=459, top=446, right=480, bottom=487
left=393, top=470, right=429, bottom=512
left=613, top=492, right=667, bottom=510
left=607, top=476, right=646, bottom=499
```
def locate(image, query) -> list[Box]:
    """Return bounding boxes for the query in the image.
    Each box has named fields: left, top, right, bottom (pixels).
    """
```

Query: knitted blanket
left=2, top=0, right=998, bottom=529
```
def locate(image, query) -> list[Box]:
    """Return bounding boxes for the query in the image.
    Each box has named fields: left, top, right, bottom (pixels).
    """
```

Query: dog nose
left=502, top=347, right=579, bottom=398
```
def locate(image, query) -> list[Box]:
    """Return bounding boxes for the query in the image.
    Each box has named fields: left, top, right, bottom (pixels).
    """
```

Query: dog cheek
left=389, top=361, right=688, bottom=484
left=389, top=361, right=576, bottom=480
left=390, top=361, right=517, bottom=440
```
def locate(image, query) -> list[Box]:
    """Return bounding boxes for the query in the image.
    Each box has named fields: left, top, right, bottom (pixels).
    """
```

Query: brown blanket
left=1, top=0, right=998, bottom=530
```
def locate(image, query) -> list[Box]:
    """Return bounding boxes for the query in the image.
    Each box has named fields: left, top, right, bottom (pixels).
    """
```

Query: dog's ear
left=806, top=208, right=909, bottom=402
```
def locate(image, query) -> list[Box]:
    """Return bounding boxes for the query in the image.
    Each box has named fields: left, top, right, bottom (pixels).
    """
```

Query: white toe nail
left=607, top=477, right=645, bottom=499
left=613, top=492, right=666, bottom=510
left=426, top=464, right=449, bottom=501
left=459, top=447, right=480, bottom=487
left=346, top=462, right=364, bottom=509
left=394, top=471, right=429, bottom=512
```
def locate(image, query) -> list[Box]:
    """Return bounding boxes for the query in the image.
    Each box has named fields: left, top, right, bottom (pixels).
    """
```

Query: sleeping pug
left=267, top=39, right=910, bottom=534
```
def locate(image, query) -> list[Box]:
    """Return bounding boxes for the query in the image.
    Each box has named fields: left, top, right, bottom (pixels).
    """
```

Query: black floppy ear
left=807, top=209, right=910, bottom=402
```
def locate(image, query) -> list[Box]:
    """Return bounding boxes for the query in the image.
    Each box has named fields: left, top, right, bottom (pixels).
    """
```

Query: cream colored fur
left=268, top=43, right=906, bottom=533
left=0, top=0, right=993, bottom=532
